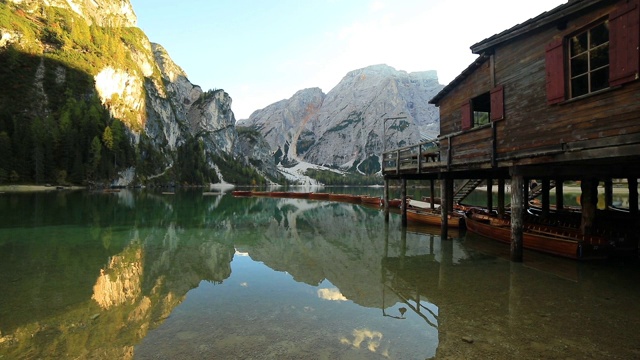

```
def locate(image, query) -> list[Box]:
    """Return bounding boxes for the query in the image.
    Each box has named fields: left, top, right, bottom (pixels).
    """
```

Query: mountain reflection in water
left=0, top=190, right=638, bottom=359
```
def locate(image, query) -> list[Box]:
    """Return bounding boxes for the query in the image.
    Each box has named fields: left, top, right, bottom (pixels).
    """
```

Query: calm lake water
left=1, top=189, right=639, bottom=359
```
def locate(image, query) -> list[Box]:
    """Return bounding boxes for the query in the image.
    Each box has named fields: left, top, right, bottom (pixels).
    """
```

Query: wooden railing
left=382, top=140, right=442, bottom=175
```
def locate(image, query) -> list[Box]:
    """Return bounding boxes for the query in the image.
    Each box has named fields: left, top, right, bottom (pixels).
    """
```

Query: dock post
left=556, top=178, right=564, bottom=210
left=440, top=177, right=450, bottom=239
left=510, top=173, right=524, bottom=262
left=542, top=179, right=550, bottom=217
left=604, top=179, right=613, bottom=209
left=384, top=178, right=389, bottom=222
left=498, top=178, right=505, bottom=217
left=486, top=177, right=493, bottom=212
left=430, top=179, right=435, bottom=210
left=629, top=177, right=638, bottom=216
left=401, top=178, right=407, bottom=227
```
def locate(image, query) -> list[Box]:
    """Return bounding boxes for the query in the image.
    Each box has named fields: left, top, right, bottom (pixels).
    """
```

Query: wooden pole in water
left=401, top=178, right=407, bottom=227
left=542, top=179, right=550, bottom=217
left=629, top=177, right=638, bottom=216
left=604, top=179, right=613, bottom=209
left=498, top=178, right=505, bottom=217
left=486, top=177, right=493, bottom=212
left=430, top=179, right=435, bottom=210
left=440, top=177, right=449, bottom=239
left=510, top=172, right=524, bottom=262
left=384, top=178, right=390, bottom=222
left=556, top=178, right=564, bottom=210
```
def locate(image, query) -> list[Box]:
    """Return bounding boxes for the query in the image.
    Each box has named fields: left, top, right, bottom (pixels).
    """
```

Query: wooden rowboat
left=464, top=210, right=616, bottom=260
left=231, top=190, right=252, bottom=197
left=360, top=196, right=381, bottom=206
left=406, top=208, right=464, bottom=228
left=329, top=193, right=361, bottom=203
left=309, top=192, right=330, bottom=200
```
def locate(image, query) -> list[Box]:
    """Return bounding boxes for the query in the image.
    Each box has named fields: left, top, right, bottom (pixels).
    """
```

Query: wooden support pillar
left=523, top=179, right=530, bottom=210
left=556, top=178, right=564, bottom=210
left=629, top=177, right=638, bottom=216
left=486, top=177, right=493, bottom=212
left=604, top=179, right=613, bottom=209
left=401, top=178, right=407, bottom=227
left=542, top=179, right=550, bottom=217
left=498, top=178, right=505, bottom=217
left=430, top=179, right=435, bottom=210
left=510, top=173, right=524, bottom=262
left=580, top=178, right=598, bottom=235
left=384, top=178, right=390, bottom=222
left=440, top=177, right=451, bottom=239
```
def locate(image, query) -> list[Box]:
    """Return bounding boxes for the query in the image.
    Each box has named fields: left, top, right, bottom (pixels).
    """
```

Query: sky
left=130, top=0, right=567, bottom=120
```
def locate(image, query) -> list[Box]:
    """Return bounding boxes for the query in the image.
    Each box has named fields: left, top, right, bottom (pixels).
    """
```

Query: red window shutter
left=490, top=85, right=504, bottom=121
left=545, top=38, right=565, bottom=104
left=610, top=0, right=640, bottom=86
left=461, top=102, right=472, bottom=130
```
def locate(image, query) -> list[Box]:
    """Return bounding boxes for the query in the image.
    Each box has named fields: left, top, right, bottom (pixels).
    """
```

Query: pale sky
left=130, top=0, right=567, bottom=120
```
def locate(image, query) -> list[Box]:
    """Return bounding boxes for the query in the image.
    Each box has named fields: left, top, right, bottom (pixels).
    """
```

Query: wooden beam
left=629, top=178, right=638, bottom=216
left=556, top=178, right=564, bottom=210
left=487, top=178, right=493, bottom=211
left=498, top=178, right=505, bottom=217
left=510, top=174, right=524, bottom=262
left=401, top=178, right=407, bottom=227
left=384, top=179, right=390, bottom=223
left=542, top=179, right=550, bottom=217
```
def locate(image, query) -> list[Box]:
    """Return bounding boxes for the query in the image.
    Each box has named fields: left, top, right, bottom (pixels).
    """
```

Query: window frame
left=567, top=19, right=610, bottom=99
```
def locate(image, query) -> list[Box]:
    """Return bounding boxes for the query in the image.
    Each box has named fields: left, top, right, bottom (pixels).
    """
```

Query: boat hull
left=464, top=213, right=614, bottom=260
left=407, top=209, right=463, bottom=228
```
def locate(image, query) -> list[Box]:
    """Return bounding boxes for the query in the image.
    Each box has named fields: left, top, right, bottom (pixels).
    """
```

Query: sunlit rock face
left=240, top=65, right=444, bottom=171
left=92, top=246, right=143, bottom=308
left=6, top=0, right=137, bottom=27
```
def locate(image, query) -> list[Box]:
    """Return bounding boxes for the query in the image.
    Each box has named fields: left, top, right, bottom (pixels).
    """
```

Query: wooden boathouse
left=382, top=0, right=640, bottom=261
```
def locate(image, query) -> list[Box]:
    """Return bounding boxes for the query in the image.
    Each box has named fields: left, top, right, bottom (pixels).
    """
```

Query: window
left=471, top=92, right=491, bottom=127
left=461, top=86, right=504, bottom=130
left=546, top=1, right=639, bottom=104
left=569, top=21, right=609, bottom=98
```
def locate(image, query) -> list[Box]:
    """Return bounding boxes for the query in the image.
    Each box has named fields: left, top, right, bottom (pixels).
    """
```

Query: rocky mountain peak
left=241, top=64, right=444, bottom=173
left=6, top=0, right=137, bottom=27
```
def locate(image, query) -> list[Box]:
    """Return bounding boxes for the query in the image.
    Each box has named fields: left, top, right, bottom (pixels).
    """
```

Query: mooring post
left=556, top=178, right=564, bottom=210
left=510, top=173, right=524, bottom=262
left=384, top=178, right=390, bottom=222
left=629, top=177, right=638, bottom=216
left=440, top=177, right=450, bottom=239
left=401, top=178, right=407, bottom=227
left=486, top=177, right=493, bottom=212
left=604, top=179, right=613, bottom=209
left=542, top=178, right=550, bottom=217
left=498, top=178, right=505, bottom=217
left=430, top=179, right=435, bottom=210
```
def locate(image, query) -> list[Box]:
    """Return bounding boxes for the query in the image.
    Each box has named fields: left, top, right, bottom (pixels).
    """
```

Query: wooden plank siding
left=436, top=0, right=640, bottom=171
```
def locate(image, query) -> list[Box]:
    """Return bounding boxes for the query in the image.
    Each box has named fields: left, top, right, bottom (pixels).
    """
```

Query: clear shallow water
left=0, top=189, right=639, bottom=359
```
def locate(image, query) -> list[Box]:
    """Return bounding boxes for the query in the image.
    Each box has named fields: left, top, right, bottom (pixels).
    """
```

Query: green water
left=0, top=189, right=639, bottom=359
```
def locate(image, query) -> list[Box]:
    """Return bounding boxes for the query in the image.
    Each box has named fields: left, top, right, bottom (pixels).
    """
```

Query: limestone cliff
left=0, top=0, right=275, bottom=186
left=238, top=64, right=443, bottom=173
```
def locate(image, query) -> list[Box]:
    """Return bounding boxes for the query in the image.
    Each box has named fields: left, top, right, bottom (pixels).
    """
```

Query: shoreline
left=0, top=185, right=85, bottom=192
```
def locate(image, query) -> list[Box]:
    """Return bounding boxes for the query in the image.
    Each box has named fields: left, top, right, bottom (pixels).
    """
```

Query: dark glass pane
left=571, top=32, right=588, bottom=55
left=591, top=67, right=609, bottom=92
left=571, top=74, right=588, bottom=97
left=591, top=44, right=609, bottom=69
left=591, top=21, right=609, bottom=48
left=571, top=53, right=588, bottom=76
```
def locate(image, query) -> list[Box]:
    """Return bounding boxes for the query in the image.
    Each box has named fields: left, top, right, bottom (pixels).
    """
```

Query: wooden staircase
left=528, top=180, right=557, bottom=200
left=453, top=179, right=484, bottom=204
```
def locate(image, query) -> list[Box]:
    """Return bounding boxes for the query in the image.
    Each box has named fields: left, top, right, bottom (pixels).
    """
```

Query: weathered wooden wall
left=437, top=1, right=640, bottom=170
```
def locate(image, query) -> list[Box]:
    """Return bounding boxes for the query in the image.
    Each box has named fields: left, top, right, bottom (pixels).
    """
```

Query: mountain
left=0, top=0, right=281, bottom=186
left=237, top=64, right=444, bottom=174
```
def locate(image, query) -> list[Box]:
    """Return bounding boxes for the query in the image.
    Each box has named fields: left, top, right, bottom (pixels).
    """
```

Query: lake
left=0, top=189, right=639, bottom=359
